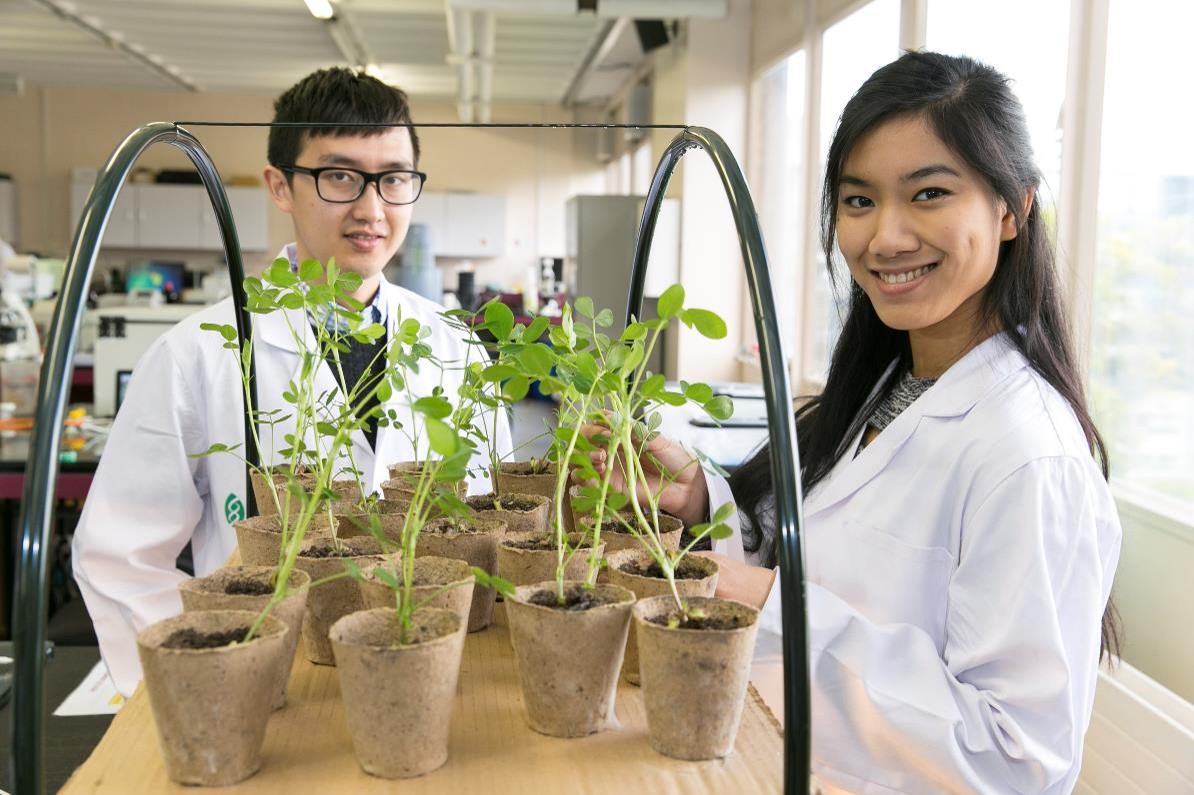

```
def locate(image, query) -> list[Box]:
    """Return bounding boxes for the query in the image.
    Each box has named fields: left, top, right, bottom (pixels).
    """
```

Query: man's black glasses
left=276, top=165, right=427, bottom=206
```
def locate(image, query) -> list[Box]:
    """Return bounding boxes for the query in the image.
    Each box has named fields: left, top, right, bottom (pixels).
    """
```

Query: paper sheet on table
left=54, top=661, right=125, bottom=716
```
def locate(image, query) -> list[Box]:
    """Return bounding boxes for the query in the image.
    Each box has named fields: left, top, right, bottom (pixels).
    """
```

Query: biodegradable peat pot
left=137, top=609, right=288, bottom=786
left=591, top=513, right=685, bottom=554
left=249, top=468, right=360, bottom=516
left=331, top=607, right=467, bottom=779
left=505, top=581, right=635, bottom=737
left=416, top=517, right=507, bottom=632
left=233, top=513, right=334, bottom=567
left=334, top=510, right=405, bottom=542
left=178, top=566, right=311, bottom=710
left=293, top=536, right=385, bottom=665
left=358, top=555, right=475, bottom=629
left=633, top=595, right=760, bottom=760
left=607, top=551, right=719, bottom=685
left=496, top=531, right=603, bottom=588
left=492, top=461, right=557, bottom=499
left=466, top=492, right=550, bottom=535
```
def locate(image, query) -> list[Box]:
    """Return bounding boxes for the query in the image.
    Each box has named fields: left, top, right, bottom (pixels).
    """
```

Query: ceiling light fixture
left=304, top=0, right=336, bottom=20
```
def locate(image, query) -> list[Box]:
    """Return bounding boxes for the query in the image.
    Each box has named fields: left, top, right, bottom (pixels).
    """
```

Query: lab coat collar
left=804, top=331, right=1028, bottom=517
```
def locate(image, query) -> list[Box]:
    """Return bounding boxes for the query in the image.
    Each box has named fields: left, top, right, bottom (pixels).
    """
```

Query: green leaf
left=483, top=301, right=515, bottom=341
left=187, top=441, right=242, bottom=459
left=481, top=364, right=518, bottom=382
left=338, top=269, right=363, bottom=294
left=641, top=373, right=666, bottom=398
left=621, top=322, right=648, bottom=341
left=341, top=558, right=364, bottom=582
left=352, top=323, right=386, bottom=343
left=593, top=308, right=614, bottom=328
left=316, top=421, right=338, bottom=436
left=703, top=395, right=734, bottom=421
left=517, top=344, right=554, bottom=376
left=574, top=296, right=594, bottom=318
left=522, top=315, right=550, bottom=342
left=656, top=390, right=687, bottom=406
left=682, top=308, right=727, bottom=339
left=657, top=284, right=685, bottom=318
left=425, top=417, right=459, bottom=456
left=471, top=567, right=516, bottom=598
left=414, top=395, right=453, bottom=419
left=684, top=382, right=714, bottom=403
left=708, top=524, right=734, bottom=541
left=279, top=292, right=305, bottom=310
left=298, top=258, right=322, bottom=282
left=712, top=501, right=736, bottom=523
left=265, top=258, right=298, bottom=287
left=372, top=566, right=400, bottom=591
left=501, top=375, right=530, bottom=403
left=199, top=322, right=238, bottom=342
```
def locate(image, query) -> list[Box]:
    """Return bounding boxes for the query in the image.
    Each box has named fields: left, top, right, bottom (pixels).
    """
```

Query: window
left=806, top=0, right=900, bottom=382
left=1089, top=0, right=1194, bottom=509
left=925, top=0, right=1071, bottom=214
left=751, top=50, right=807, bottom=366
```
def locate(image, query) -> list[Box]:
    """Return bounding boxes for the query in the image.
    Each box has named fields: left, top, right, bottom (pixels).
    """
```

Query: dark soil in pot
left=233, top=513, right=333, bottom=567
left=466, top=492, right=550, bottom=535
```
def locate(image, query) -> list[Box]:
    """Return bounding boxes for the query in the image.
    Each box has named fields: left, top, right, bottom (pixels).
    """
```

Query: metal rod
left=10, top=122, right=253, bottom=794
left=626, top=126, right=811, bottom=793
left=173, top=121, right=692, bottom=130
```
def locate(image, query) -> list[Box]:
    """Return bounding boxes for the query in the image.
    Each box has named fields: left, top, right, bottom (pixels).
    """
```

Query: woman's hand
left=693, top=551, right=776, bottom=610
left=574, top=423, right=710, bottom=528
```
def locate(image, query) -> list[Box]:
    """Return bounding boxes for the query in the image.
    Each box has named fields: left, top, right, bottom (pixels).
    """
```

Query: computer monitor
left=125, top=261, right=185, bottom=297
left=115, top=370, right=132, bottom=413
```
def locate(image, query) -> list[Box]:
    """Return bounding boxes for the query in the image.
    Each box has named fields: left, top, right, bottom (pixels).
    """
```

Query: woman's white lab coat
left=73, top=270, right=510, bottom=696
left=707, top=332, right=1121, bottom=794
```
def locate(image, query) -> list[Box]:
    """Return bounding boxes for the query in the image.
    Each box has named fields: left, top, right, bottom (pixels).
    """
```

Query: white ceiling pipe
left=445, top=3, right=476, bottom=122
left=449, top=0, right=727, bottom=17
left=474, top=11, right=496, bottom=123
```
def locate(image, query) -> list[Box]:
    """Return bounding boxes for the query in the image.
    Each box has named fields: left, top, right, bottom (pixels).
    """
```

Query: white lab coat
left=73, top=257, right=511, bottom=696
left=707, top=332, right=1121, bottom=794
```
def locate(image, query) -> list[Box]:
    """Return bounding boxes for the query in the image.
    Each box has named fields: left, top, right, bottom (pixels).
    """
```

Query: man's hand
left=693, top=551, right=776, bottom=610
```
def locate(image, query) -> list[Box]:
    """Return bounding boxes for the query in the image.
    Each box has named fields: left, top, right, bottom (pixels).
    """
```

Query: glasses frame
left=276, top=164, right=428, bottom=205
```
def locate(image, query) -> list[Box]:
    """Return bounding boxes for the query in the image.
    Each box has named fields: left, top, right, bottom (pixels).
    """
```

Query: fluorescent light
left=304, top=0, right=335, bottom=20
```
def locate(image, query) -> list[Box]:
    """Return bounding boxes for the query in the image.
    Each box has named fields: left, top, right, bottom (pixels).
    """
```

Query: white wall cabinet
left=408, top=191, right=505, bottom=258
left=69, top=183, right=268, bottom=252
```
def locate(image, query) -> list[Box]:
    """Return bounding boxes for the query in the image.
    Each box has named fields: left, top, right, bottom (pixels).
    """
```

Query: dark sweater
left=323, top=330, right=388, bottom=450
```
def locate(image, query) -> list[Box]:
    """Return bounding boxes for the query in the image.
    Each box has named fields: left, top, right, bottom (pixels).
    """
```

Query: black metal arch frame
left=11, top=121, right=808, bottom=794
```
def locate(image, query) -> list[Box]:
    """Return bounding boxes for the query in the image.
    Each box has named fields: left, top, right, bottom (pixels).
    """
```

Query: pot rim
left=178, top=565, right=311, bottom=596
left=361, top=557, right=475, bottom=589
left=329, top=606, right=464, bottom=651
left=631, top=594, right=760, bottom=634
left=509, top=580, right=635, bottom=613
left=136, top=609, right=287, bottom=654
left=423, top=516, right=508, bottom=537
left=466, top=492, right=550, bottom=514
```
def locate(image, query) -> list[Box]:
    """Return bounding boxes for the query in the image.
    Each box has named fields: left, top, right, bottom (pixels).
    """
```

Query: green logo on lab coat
left=224, top=493, right=245, bottom=525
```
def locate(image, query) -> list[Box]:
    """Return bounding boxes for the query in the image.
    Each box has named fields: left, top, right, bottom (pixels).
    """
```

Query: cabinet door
left=409, top=191, right=446, bottom=245
left=137, top=185, right=202, bottom=249
left=197, top=187, right=268, bottom=251
left=443, top=193, right=506, bottom=258
left=71, top=182, right=138, bottom=247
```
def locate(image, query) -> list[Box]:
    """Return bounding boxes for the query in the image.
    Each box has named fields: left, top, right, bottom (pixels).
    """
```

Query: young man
left=72, top=68, right=511, bottom=696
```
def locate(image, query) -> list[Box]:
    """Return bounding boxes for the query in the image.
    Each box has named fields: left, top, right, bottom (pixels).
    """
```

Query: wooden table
left=62, top=604, right=784, bottom=793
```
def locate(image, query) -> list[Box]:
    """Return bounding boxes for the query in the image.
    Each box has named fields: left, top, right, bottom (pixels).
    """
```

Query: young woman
left=598, top=51, right=1122, bottom=793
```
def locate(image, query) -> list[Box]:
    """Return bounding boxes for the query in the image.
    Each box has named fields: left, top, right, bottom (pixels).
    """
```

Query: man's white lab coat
left=73, top=268, right=511, bottom=696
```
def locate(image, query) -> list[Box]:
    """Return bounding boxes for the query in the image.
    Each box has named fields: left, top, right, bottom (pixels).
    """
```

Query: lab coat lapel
left=802, top=331, right=1025, bottom=518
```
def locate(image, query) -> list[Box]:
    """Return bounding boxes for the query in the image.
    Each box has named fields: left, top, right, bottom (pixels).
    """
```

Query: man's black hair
left=267, top=67, right=420, bottom=170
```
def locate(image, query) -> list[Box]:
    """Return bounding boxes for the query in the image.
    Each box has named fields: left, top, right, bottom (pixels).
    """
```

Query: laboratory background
left=0, top=0, right=1191, bottom=791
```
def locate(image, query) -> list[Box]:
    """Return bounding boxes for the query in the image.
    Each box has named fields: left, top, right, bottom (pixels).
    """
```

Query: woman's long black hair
left=730, top=50, right=1120, bottom=659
